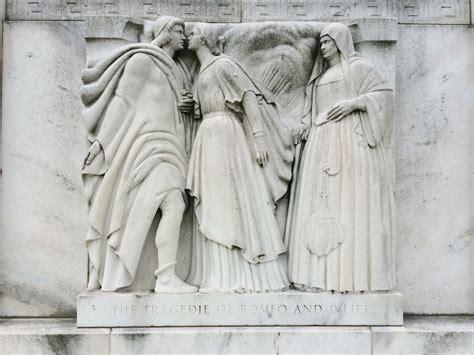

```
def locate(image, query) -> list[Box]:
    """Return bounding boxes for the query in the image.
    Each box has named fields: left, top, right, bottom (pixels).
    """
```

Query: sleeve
left=215, top=58, right=264, bottom=114
left=353, top=61, right=394, bottom=148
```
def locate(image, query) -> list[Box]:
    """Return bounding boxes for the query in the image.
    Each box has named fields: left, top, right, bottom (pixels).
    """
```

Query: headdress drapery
left=302, top=22, right=393, bottom=147
left=302, top=23, right=360, bottom=125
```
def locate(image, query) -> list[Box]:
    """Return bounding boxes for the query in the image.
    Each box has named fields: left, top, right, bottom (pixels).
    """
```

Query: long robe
left=81, top=44, right=188, bottom=291
left=186, top=56, right=293, bottom=292
left=286, top=24, right=396, bottom=292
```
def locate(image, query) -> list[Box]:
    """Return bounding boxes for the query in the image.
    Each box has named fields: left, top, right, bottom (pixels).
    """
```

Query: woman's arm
left=242, top=91, right=269, bottom=166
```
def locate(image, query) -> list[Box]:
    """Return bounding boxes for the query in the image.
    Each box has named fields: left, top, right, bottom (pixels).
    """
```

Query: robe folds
left=286, top=24, right=396, bottom=292
left=186, top=56, right=293, bottom=292
left=81, top=44, right=188, bottom=291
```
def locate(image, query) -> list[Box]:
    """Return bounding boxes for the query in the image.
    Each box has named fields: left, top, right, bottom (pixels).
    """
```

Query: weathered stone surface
left=372, top=316, right=474, bottom=354
left=0, top=2, right=4, bottom=244
left=1, top=317, right=471, bottom=354
left=1, top=21, right=88, bottom=317
left=0, top=11, right=472, bottom=323
left=394, top=25, right=474, bottom=315
left=77, top=291, right=403, bottom=327
left=0, top=319, right=110, bottom=355
left=110, top=326, right=372, bottom=354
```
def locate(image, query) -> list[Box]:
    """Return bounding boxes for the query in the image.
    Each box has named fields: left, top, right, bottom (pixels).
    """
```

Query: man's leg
left=154, top=189, right=197, bottom=293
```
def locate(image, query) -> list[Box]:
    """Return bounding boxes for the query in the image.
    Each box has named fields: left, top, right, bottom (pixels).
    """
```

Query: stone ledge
left=0, top=317, right=472, bottom=354
left=77, top=291, right=403, bottom=327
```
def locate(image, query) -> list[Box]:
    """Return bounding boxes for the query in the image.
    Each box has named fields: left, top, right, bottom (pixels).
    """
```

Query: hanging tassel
left=304, top=167, right=345, bottom=257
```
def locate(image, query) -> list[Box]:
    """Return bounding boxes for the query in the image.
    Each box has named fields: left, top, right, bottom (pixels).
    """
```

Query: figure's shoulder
left=212, top=56, right=245, bottom=79
left=124, top=52, right=168, bottom=82
left=212, top=56, right=238, bottom=70
left=128, top=52, right=156, bottom=67
left=349, top=56, right=376, bottom=72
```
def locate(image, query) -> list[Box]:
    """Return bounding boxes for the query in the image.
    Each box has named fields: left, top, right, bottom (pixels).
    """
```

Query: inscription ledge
left=77, top=291, right=403, bottom=327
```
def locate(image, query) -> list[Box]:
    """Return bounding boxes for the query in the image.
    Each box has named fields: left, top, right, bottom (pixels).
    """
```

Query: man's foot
left=198, top=286, right=219, bottom=294
left=154, top=274, right=197, bottom=294
left=87, top=272, right=101, bottom=291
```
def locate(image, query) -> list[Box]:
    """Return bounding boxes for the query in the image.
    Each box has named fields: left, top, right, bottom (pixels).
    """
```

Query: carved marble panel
left=73, top=17, right=403, bottom=326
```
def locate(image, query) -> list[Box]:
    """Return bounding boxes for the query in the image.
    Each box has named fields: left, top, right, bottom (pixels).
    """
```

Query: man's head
left=151, top=16, right=185, bottom=51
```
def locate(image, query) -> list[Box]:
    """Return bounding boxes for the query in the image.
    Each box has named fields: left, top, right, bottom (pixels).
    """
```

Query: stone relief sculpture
left=185, top=24, right=294, bottom=293
left=286, top=23, right=396, bottom=293
left=80, top=19, right=396, bottom=296
left=81, top=16, right=197, bottom=293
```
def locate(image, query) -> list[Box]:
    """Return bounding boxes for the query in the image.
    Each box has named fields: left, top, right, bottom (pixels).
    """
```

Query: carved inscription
left=109, top=303, right=371, bottom=317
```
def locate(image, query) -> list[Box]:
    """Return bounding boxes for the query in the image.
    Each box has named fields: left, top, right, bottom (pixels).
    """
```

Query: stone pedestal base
left=77, top=291, right=403, bottom=327
left=1, top=317, right=472, bottom=354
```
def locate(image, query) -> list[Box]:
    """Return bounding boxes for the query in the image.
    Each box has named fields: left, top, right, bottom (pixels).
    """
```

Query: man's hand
left=178, top=89, right=194, bottom=114
left=84, top=140, right=101, bottom=166
left=253, top=135, right=269, bottom=167
left=292, top=124, right=310, bottom=145
left=327, top=99, right=357, bottom=122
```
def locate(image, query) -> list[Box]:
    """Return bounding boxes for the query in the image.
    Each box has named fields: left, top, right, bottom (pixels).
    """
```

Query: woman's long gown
left=186, top=56, right=289, bottom=292
left=288, top=63, right=396, bottom=292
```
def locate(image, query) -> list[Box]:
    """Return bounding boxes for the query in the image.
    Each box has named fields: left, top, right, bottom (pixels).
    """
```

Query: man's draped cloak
left=81, top=44, right=188, bottom=291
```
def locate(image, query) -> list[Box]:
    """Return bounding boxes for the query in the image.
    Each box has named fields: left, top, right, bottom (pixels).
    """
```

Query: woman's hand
left=253, top=135, right=269, bottom=167
left=292, top=124, right=310, bottom=145
left=84, top=140, right=101, bottom=166
left=327, top=99, right=357, bottom=122
left=178, top=89, right=194, bottom=114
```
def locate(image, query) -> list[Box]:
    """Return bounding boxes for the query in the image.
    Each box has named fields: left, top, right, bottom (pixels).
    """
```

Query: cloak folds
left=81, top=44, right=188, bottom=291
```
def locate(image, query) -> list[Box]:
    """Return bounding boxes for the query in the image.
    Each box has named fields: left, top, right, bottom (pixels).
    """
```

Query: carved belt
left=202, top=111, right=235, bottom=120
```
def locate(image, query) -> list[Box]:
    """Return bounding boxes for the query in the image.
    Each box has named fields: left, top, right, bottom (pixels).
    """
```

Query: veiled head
left=320, top=23, right=355, bottom=61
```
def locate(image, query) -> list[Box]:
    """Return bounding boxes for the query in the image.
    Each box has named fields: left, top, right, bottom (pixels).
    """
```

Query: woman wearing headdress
left=185, top=24, right=294, bottom=293
left=287, top=23, right=396, bottom=292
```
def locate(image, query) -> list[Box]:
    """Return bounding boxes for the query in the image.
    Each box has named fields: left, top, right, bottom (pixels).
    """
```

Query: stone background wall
left=1, top=0, right=473, bottom=317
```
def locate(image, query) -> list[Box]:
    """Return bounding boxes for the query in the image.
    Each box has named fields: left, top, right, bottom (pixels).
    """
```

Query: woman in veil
left=287, top=23, right=396, bottom=293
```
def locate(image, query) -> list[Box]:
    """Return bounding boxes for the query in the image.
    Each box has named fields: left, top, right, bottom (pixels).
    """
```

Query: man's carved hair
left=141, top=17, right=185, bottom=48
left=153, top=18, right=185, bottom=47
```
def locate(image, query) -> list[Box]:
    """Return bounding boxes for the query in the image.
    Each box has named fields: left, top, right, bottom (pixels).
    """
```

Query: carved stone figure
left=286, top=23, right=396, bottom=292
left=81, top=16, right=197, bottom=293
left=185, top=24, right=294, bottom=293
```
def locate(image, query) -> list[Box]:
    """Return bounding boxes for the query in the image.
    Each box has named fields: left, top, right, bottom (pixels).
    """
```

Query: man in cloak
left=81, top=16, right=197, bottom=293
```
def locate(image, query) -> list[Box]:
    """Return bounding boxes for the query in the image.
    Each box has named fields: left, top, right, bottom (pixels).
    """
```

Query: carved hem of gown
left=186, top=225, right=289, bottom=293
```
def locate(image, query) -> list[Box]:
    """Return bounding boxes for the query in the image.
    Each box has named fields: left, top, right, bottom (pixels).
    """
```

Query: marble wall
left=2, top=317, right=473, bottom=354
left=0, top=17, right=472, bottom=316
left=395, top=25, right=474, bottom=314
left=2, top=21, right=88, bottom=316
